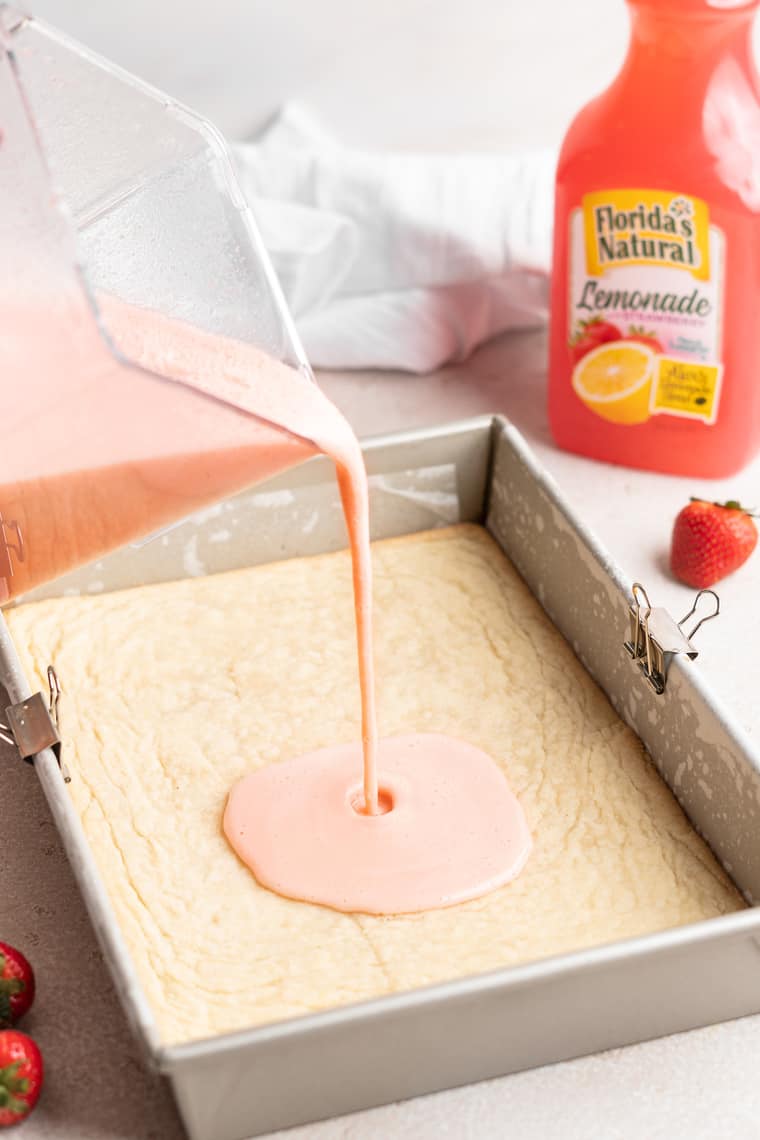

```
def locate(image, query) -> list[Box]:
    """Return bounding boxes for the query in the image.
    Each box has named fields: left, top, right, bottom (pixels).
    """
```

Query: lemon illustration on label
left=572, top=341, right=655, bottom=424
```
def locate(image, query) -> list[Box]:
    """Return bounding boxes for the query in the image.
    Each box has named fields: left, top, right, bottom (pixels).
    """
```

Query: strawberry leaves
left=0, top=1059, right=30, bottom=1119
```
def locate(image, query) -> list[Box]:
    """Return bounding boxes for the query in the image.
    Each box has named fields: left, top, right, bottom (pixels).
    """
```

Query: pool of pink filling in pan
left=224, top=733, right=532, bottom=915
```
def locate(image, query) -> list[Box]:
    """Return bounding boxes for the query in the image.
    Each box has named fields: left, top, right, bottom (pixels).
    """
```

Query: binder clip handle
left=678, top=588, right=720, bottom=642
left=0, top=514, right=24, bottom=563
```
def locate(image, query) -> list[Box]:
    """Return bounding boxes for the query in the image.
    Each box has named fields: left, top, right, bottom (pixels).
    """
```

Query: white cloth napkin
left=234, top=105, right=555, bottom=373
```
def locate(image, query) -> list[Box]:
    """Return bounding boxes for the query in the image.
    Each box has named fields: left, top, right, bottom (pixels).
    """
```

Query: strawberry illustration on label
left=623, top=326, right=664, bottom=354
left=569, top=317, right=622, bottom=364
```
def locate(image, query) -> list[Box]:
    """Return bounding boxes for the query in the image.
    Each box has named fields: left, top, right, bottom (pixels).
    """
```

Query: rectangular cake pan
left=3, top=415, right=760, bottom=1140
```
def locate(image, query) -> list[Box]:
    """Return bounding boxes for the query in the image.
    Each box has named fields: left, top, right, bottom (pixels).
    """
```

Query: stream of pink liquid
left=6, top=295, right=531, bottom=914
left=105, top=299, right=532, bottom=913
left=97, top=296, right=380, bottom=818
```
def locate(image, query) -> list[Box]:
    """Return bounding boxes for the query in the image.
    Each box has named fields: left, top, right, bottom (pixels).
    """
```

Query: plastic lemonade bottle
left=548, top=0, right=760, bottom=477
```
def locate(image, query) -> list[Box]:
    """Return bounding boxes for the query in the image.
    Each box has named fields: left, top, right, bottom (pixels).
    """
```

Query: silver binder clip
left=0, top=513, right=24, bottom=590
left=624, top=582, right=719, bottom=694
left=0, top=665, right=69, bottom=781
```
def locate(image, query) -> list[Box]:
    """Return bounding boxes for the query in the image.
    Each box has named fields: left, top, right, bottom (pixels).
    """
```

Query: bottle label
left=568, top=189, right=725, bottom=426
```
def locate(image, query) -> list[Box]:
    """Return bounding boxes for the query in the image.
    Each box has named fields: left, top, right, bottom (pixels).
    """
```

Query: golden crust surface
left=7, top=524, right=743, bottom=1046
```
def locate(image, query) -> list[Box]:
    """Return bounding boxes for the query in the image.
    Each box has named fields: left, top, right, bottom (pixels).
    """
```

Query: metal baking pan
left=2, top=415, right=760, bottom=1140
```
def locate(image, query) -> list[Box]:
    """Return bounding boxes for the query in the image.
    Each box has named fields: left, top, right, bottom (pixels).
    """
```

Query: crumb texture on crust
left=7, top=524, right=744, bottom=1046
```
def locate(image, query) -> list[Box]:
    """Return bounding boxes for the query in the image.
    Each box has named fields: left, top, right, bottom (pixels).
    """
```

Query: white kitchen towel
left=234, top=104, right=555, bottom=373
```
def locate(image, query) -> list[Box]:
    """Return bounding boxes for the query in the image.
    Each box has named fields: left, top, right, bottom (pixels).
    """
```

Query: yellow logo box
left=651, top=356, right=722, bottom=423
left=583, top=190, right=711, bottom=281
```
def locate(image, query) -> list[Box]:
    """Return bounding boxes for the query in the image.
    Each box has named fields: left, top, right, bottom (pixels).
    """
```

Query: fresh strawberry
left=0, top=1031, right=43, bottom=1127
left=0, top=946, right=34, bottom=1029
left=623, top=325, right=664, bottom=354
left=569, top=317, right=622, bottom=363
left=670, top=498, right=758, bottom=588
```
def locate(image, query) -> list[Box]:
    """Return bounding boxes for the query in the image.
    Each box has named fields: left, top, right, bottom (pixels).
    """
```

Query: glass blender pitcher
left=0, top=5, right=318, bottom=603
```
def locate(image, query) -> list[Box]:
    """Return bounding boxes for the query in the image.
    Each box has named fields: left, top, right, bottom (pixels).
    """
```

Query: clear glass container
left=0, top=5, right=316, bottom=601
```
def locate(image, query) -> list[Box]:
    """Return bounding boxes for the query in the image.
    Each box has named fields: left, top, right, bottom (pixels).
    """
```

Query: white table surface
left=7, top=2, right=760, bottom=1137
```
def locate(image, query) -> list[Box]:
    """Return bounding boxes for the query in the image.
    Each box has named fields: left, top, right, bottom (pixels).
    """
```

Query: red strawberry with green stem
left=623, top=325, right=664, bottom=354
left=0, top=1031, right=43, bottom=1127
left=670, top=498, right=758, bottom=588
left=0, top=945, right=34, bottom=1028
left=569, top=317, right=622, bottom=363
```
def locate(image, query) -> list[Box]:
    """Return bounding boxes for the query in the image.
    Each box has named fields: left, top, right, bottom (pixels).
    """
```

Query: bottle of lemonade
left=548, top=0, right=760, bottom=477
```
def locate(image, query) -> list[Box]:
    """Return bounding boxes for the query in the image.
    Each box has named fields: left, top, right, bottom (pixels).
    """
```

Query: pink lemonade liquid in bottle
left=548, top=0, right=760, bottom=477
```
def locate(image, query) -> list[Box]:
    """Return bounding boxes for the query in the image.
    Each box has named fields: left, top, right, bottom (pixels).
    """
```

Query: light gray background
left=28, top=0, right=633, bottom=151
left=6, top=2, right=760, bottom=1138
